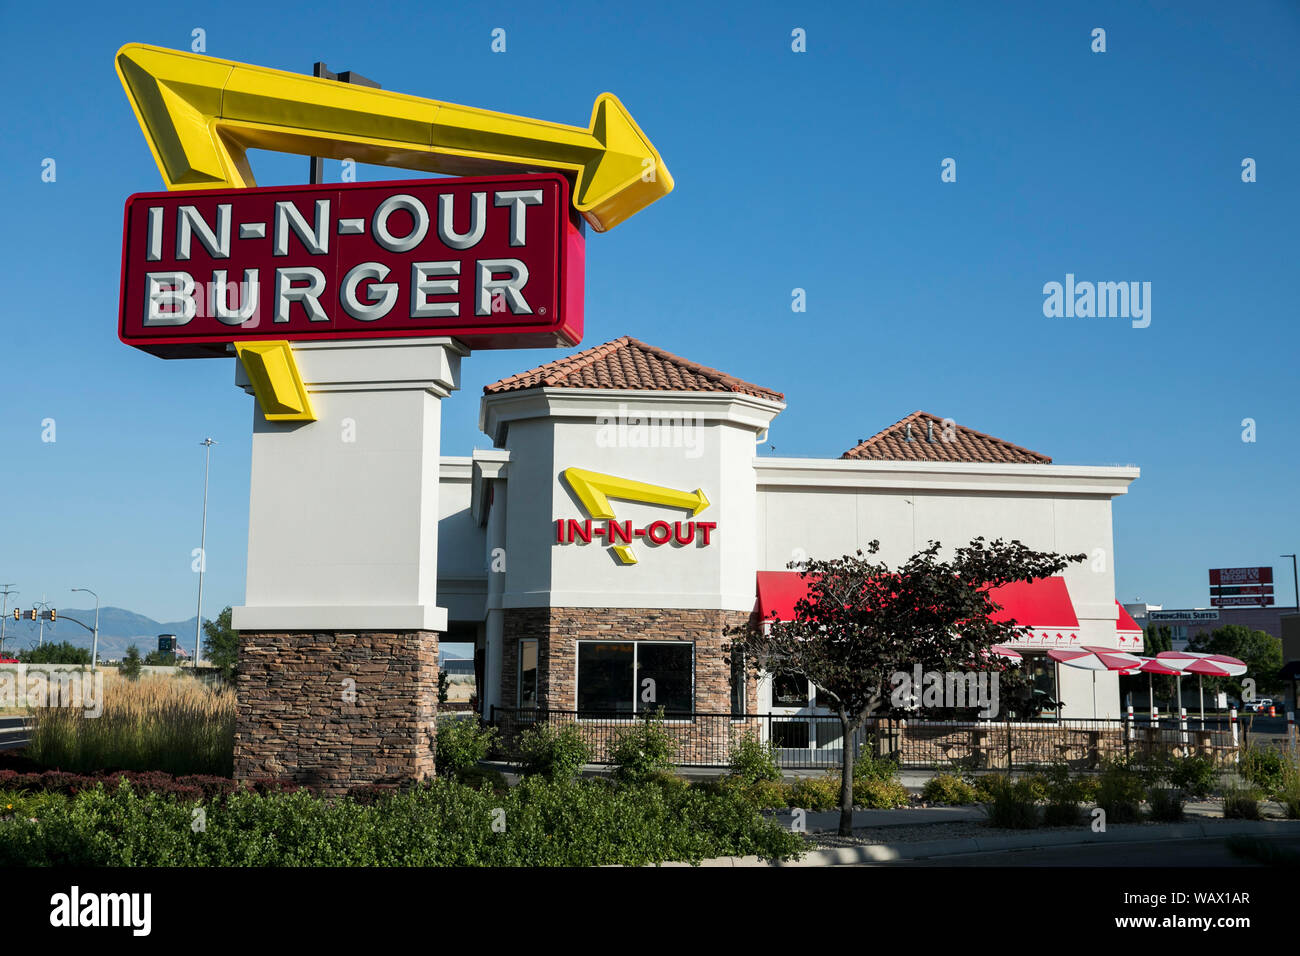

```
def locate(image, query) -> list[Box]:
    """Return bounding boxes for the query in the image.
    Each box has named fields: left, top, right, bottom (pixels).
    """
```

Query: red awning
left=755, top=571, right=1084, bottom=649
left=1114, top=601, right=1144, bottom=651
left=756, top=570, right=817, bottom=621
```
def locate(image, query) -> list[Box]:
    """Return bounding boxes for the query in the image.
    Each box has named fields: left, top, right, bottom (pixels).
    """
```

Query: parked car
left=1243, top=698, right=1274, bottom=713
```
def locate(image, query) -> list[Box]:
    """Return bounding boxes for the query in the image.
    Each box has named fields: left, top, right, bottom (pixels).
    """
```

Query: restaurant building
left=434, top=335, right=1141, bottom=729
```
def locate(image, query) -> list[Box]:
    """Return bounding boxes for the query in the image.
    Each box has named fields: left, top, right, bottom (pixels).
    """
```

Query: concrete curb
left=659, top=819, right=1300, bottom=867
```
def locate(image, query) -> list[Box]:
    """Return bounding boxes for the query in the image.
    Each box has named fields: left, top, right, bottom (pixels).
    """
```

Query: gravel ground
left=805, top=803, right=1296, bottom=849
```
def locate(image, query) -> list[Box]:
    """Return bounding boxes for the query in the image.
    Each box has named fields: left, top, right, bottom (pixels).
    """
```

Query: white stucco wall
left=437, top=390, right=1139, bottom=719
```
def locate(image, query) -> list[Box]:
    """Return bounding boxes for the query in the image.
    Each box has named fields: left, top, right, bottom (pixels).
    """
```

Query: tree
left=120, top=645, right=143, bottom=680
left=202, top=606, right=239, bottom=682
left=1189, top=624, right=1283, bottom=698
left=728, top=537, right=1086, bottom=836
left=1144, top=624, right=1172, bottom=656
left=18, top=641, right=90, bottom=665
left=144, top=650, right=178, bottom=666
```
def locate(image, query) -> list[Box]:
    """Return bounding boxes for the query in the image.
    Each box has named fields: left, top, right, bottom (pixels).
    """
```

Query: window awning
left=755, top=571, right=1092, bottom=650
left=1114, top=602, right=1144, bottom=652
left=756, top=570, right=817, bottom=622
left=986, top=577, right=1080, bottom=648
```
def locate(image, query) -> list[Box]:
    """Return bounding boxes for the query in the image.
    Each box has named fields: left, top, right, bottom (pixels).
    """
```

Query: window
left=771, top=671, right=810, bottom=709
left=518, top=639, right=538, bottom=708
left=577, top=641, right=694, bottom=716
left=730, top=650, right=746, bottom=716
left=1012, top=652, right=1059, bottom=718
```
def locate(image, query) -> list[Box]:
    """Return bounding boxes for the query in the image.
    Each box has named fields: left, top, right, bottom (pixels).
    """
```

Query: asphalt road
left=867, top=834, right=1300, bottom=867
left=0, top=715, right=31, bottom=751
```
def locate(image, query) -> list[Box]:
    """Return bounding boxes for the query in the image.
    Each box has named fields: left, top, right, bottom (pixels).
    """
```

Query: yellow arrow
left=234, top=342, right=316, bottom=422
left=562, top=467, right=709, bottom=564
left=563, top=468, right=709, bottom=519
left=115, top=43, right=673, bottom=232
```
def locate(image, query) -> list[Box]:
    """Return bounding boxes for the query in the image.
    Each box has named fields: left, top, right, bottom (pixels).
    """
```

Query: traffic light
left=27, top=609, right=36, bottom=621
left=11, top=608, right=17, bottom=621
left=48, top=608, right=56, bottom=622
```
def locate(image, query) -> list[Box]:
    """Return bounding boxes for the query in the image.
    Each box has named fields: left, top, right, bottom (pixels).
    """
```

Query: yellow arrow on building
left=115, top=43, right=673, bottom=232
left=562, top=467, right=709, bottom=564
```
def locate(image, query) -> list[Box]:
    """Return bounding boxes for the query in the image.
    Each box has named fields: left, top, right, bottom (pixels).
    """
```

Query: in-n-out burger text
left=119, top=174, right=583, bottom=356
left=555, top=519, right=717, bottom=547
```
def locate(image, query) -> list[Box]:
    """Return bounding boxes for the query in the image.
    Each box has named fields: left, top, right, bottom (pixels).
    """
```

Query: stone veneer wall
left=499, top=607, right=755, bottom=714
left=234, top=629, right=439, bottom=795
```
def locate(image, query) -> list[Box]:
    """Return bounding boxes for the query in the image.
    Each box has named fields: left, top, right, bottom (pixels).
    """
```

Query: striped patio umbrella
left=1119, top=656, right=1185, bottom=722
left=1158, top=651, right=1247, bottom=722
left=1048, top=646, right=1144, bottom=715
left=986, top=645, right=1023, bottom=663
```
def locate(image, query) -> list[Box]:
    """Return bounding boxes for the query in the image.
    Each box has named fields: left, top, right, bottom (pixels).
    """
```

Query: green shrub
left=786, top=775, right=839, bottom=811
left=1147, top=786, right=1186, bottom=822
left=1159, top=754, right=1218, bottom=799
left=644, top=770, right=691, bottom=797
left=728, top=732, right=781, bottom=785
left=746, top=778, right=791, bottom=810
left=852, top=746, right=900, bottom=783
left=1279, top=762, right=1300, bottom=819
left=609, top=712, right=677, bottom=784
left=1282, top=791, right=1300, bottom=820
left=436, top=717, right=498, bottom=777
left=922, top=773, right=977, bottom=805
left=1096, top=763, right=1146, bottom=823
left=514, top=722, right=590, bottom=781
left=0, top=775, right=804, bottom=867
left=1241, top=746, right=1287, bottom=798
left=1016, top=772, right=1051, bottom=803
left=456, top=765, right=509, bottom=794
left=854, top=777, right=909, bottom=809
left=1223, top=785, right=1262, bottom=820
left=970, top=773, right=1003, bottom=803
left=982, top=775, right=1041, bottom=829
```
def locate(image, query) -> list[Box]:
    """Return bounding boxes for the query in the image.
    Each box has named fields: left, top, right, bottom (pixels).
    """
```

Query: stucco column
left=231, top=337, right=467, bottom=793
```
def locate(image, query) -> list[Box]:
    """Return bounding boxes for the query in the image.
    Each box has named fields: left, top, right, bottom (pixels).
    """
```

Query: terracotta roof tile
left=841, top=411, right=1052, bottom=464
left=484, top=336, right=784, bottom=401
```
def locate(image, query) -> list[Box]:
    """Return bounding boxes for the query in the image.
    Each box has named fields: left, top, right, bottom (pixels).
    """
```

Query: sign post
left=1208, top=567, right=1275, bottom=607
left=114, top=44, right=672, bottom=793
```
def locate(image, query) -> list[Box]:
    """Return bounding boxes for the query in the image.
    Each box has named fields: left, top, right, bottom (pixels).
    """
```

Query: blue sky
left=1, top=0, right=1297, bottom=623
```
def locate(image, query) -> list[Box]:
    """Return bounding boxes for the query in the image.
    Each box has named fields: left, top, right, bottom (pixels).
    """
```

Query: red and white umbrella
left=986, top=645, right=1023, bottom=663
left=1048, top=646, right=1144, bottom=714
left=1117, top=656, right=1185, bottom=720
left=1157, top=651, right=1247, bottom=721
left=1049, top=646, right=1143, bottom=670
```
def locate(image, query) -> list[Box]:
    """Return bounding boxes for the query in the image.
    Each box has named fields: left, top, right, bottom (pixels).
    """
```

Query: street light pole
left=195, top=438, right=217, bottom=669
left=1283, top=555, right=1299, bottom=611
left=71, top=587, right=99, bottom=670
left=0, top=584, right=15, bottom=657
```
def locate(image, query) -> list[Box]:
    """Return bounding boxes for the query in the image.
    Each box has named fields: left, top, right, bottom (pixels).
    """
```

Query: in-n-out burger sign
left=119, top=173, right=583, bottom=356
left=556, top=467, right=715, bottom=565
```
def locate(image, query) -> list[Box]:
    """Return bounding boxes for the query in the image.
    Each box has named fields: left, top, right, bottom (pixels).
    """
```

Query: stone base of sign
left=233, top=628, right=439, bottom=796
left=499, top=607, right=754, bottom=713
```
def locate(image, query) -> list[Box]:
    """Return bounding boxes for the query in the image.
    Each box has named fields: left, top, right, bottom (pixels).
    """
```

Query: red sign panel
left=1209, top=567, right=1273, bottom=586
left=119, top=174, right=584, bottom=357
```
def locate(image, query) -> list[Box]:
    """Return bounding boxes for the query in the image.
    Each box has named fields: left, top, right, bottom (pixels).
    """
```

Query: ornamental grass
left=26, top=672, right=234, bottom=776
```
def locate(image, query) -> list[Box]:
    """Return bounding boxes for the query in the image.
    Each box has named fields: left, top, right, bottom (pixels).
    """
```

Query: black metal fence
left=489, top=707, right=1245, bottom=770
